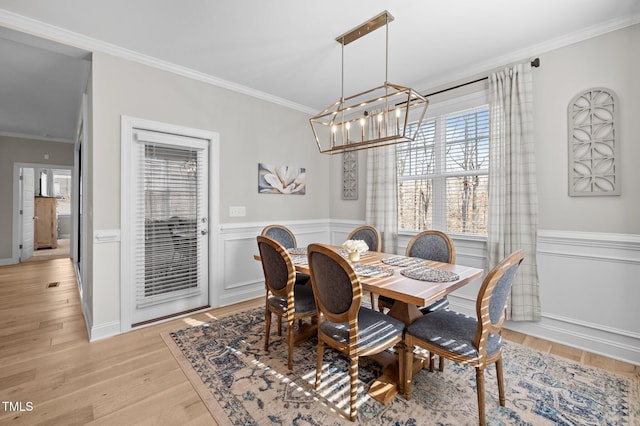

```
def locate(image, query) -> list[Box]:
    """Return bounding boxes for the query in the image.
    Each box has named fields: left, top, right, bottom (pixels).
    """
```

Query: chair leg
left=315, top=340, right=324, bottom=390
left=438, top=356, right=445, bottom=372
left=429, top=353, right=435, bottom=372
left=277, top=316, right=282, bottom=336
left=397, top=342, right=405, bottom=395
left=264, top=309, right=271, bottom=351
left=287, top=319, right=294, bottom=370
left=496, top=358, right=505, bottom=406
left=349, top=355, right=359, bottom=421
left=404, top=341, right=413, bottom=400
left=475, top=367, right=486, bottom=426
left=369, top=292, right=375, bottom=310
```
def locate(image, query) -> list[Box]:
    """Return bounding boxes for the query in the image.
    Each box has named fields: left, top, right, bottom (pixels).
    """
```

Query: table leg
left=387, top=301, right=422, bottom=325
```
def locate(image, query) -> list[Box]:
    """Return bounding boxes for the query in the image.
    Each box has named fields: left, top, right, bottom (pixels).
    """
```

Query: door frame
left=12, top=162, right=75, bottom=264
left=120, top=116, right=220, bottom=332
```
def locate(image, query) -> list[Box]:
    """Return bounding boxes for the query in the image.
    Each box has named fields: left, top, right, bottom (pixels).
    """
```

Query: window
left=397, top=93, right=489, bottom=236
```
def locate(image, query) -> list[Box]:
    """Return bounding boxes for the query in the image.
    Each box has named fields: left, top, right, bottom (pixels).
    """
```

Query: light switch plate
left=229, top=206, right=246, bottom=217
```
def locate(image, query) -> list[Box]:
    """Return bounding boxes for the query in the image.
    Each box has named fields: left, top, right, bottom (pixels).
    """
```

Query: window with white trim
left=397, top=91, right=489, bottom=235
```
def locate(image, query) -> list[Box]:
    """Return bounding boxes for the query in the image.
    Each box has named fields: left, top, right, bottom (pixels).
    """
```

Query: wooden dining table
left=293, top=248, right=483, bottom=325
left=291, top=247, right=484, bottom=404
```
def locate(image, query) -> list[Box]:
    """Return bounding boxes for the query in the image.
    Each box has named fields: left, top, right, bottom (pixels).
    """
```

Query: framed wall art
left=258, top=163, right=306, bottom=195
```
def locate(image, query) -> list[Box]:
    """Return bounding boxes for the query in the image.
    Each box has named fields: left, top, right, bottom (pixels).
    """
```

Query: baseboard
left=0, top=257, right=16, bottom=266
left=89, top=320, right=121, bottom=342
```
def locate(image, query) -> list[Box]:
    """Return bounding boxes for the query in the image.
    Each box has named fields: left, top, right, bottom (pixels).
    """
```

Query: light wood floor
left=0, top=259, right=637, bottom=425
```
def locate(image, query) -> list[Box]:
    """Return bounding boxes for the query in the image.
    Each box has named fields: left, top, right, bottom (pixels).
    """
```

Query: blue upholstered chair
left=346, top=225, right=382, bottom=252
left=261, top=224, right=311, bottom=286
left=262, top=224, right=297, bottom=249
left=403, top=249, right=525, bottom=426
left=378, top=230, right=455, bottom=315
left=347, top=225, right=382, bottom=309
left=378, top=230, right=456, bottom=371
left=307, top=243, right=405, bottom=422
left=257, top=235, right=317, bottom=370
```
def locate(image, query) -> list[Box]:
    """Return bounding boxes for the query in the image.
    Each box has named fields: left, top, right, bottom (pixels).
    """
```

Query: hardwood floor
left=0, top=259, right=637, bottom=425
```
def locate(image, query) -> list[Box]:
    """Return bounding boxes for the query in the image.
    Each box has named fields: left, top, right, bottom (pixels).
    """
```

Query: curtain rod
left=424, top=57, right=540, bottom=98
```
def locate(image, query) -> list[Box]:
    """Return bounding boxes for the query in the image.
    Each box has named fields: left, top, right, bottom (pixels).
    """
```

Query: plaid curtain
left=365, top=145, right=398, bottom=254
left=488, top=63, right=541, bottom=321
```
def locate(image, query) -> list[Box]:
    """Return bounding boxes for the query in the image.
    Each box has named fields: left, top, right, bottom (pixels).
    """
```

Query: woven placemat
left=353, top=264, right=395, bottom=278
left=291, top=255, right=308, bottom=265
left=381, top=256, right=426, bottom=267
left=287, top=247, right=307, bottom=255
left=401, top=265, right=459, bottom=282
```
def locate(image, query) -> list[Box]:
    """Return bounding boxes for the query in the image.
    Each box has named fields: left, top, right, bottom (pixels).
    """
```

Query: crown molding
left=0, top=9, right=317, bottom=115
left=0, top=130, right=73, bottom=144
left=418, top=12, right=640, bottom=95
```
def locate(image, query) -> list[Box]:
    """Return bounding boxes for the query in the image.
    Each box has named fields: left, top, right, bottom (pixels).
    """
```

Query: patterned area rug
left=162, top=307, right=639, bottom=425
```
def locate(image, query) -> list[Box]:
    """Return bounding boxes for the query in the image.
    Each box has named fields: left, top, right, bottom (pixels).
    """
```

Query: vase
left=348, top=251, right=360, bottom=262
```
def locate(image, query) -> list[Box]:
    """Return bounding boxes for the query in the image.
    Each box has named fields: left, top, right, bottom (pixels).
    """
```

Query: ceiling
left=1, top=0, right=639, bottom=142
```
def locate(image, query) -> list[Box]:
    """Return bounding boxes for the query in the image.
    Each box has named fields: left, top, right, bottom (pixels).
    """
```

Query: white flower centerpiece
left=342, top=239, right=369, bottom=262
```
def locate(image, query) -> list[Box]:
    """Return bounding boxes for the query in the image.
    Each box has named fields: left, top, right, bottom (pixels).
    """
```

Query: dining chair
left=307, top=243, right=405, bottom=421
left=378, top=230, right=455, bottom=313
left=347, top=225, right=382, bottom=309
left=261, top=224, right=311, bottom=286
left=403, top=249, right=525, bottom=426
left=346, top=225, right=382, bottom=252
left=256, top=235, right=317, bottom=370
left=378, top=230, right=456, bottom=371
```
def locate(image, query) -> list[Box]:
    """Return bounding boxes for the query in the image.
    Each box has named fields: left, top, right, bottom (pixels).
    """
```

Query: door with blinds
left=129, top=129, right=209, bottom=325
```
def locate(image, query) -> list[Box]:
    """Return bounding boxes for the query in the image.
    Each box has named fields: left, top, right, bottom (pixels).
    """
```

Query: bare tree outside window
left=397, top=106, right=489, bottom=235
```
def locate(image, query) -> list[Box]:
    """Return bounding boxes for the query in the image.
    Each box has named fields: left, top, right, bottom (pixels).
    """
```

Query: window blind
left=133, top=138, right=206, bottom=308
left=397, top=101, right=489, bottom=235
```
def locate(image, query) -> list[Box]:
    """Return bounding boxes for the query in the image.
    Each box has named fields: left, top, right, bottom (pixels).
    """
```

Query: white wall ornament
left=342, top=151, right=358, bottom=200
left=568, top=88, right=619, bottom=196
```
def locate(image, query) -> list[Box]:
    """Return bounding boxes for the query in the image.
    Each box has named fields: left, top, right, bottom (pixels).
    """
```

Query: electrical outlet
left=229, top=206, right=246, bottom=217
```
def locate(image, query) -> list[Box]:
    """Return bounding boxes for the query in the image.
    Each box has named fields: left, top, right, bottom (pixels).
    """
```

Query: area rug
left=162, top=307, right=639, bottom=425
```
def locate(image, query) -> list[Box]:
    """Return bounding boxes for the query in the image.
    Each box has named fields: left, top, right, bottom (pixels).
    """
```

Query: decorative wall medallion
left=568, top=88, right=619, bottom=196
left=342, top=151, right=358, bottom=200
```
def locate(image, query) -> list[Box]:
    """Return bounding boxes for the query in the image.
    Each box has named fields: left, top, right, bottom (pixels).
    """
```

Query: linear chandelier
left=310, top=11, right=429, bottom=154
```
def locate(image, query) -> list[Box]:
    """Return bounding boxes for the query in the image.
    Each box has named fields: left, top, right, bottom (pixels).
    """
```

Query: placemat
left=291, top=255, right=308, bottom=265
left=287, top=247, right=307, bottom=255
left=400, top=265, right=459, bottom=282
left=353, top=264, right=395, bottom=278
left=380, top=256, right=426, bottom=267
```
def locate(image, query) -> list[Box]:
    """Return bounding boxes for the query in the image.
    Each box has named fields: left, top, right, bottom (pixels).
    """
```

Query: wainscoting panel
left=216, top=220, right=331, bottom=307
left=446, top=229, right=640, bottom=365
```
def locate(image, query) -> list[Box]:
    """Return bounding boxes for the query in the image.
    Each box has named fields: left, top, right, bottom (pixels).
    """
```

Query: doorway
left=13, top=163, right=74, bottom=264
left=121, top=117, right=220, bottom=330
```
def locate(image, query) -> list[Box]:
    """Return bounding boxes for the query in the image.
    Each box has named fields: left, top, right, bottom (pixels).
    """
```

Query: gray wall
left=534, top=23, right=639, bottom=233
left=0, top=136, right=74, bottom=259
left=89, top=51, right=329, bottom=328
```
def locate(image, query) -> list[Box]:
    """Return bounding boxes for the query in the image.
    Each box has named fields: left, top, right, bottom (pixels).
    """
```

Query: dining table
left=287, top=246, right=484, bottom=404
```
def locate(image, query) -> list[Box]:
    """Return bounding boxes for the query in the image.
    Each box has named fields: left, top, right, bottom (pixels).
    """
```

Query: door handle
left=201, top=229, right=208, bottom=235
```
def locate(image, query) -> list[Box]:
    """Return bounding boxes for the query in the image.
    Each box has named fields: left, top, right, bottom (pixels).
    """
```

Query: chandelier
left=310, top=11, right=429, bottom=154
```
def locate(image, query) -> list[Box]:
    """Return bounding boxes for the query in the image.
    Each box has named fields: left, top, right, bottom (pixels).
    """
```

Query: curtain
left=488, top=63, right=540, bottom=321
left=365, top=145, right=398, bottom=254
